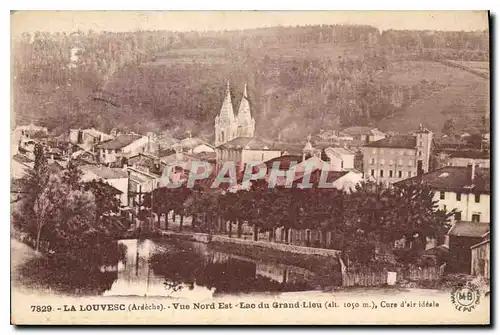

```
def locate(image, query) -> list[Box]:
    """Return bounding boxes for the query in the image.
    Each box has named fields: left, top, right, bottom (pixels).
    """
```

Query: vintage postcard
left=10, top=10, right=490, bottom=325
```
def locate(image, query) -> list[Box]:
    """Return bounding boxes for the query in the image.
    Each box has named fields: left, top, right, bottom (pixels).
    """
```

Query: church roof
left=216, top=81, right=236, bottom=124
left=216, top=137, right=278, bottom=151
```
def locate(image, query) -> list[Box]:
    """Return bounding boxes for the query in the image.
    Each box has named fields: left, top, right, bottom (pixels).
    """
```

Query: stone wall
left=212, top=235, right=341, bottom=257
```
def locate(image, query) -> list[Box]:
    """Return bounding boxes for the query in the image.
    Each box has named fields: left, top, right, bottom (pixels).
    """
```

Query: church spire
left=236, top=83, right=255, bottom=138
left=217, top=80, right=235, bottom=123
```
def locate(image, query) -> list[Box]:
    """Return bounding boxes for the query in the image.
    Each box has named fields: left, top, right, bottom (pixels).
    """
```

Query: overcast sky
left=11, top=11, right=489, bottom=36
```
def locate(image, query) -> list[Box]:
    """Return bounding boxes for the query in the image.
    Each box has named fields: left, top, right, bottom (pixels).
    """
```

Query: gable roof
left=342, top=126, right=384, bottom=137
left=216, top=137, right=277, bottom=151
left=95, top=134, right=143, bottom=150
left=80, top=165, right=128, bottom=180
left=448, top=221, right=490, bottom=238
left=364, top=135, right=416, bottom=149
left=175, top=137, right=214, bottom=150
left=395, top=166, right=490, bottom=194
left=264, top=155, right=302, bottom=170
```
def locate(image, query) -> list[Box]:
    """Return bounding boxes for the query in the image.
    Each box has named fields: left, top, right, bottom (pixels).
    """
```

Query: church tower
left=215, top=81, right=238, bottom=146
left=236, top=83, right=255, bottom=138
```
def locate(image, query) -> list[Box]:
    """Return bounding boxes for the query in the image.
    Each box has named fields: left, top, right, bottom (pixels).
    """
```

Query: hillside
left=375, top=61, right=489, bottom=135
left=12, top=26, right=489, bottom=141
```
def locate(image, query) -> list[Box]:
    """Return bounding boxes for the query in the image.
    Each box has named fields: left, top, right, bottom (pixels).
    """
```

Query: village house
left=173, top=134, right=215, bottom=154
left=216, top=137, right=282, bottom=173
left=69, top=128, right=113, bottom=151
left=95, top=134, right=149, bottom=164
left=341, top=126, right=386, bottom=143
left=80, top=164, right=129, bottom=206
left=127, top=166, right=161, bottom=209
left=436, top=149, right=490, bottom=169
left=396, top=164, right=490, bottom=223
left=322, top=146, right=355, bottom=171
left=470, top=231, right=490, bottom=279
left=447, top=221, right=490, bottom=274
left=362, top=125, right=434, bottom=184
left=14, top=123, right=48, bottom=139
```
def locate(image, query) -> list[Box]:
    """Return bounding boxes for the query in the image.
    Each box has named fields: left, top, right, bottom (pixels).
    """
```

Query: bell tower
left=215, top=81, right=238, bottom=146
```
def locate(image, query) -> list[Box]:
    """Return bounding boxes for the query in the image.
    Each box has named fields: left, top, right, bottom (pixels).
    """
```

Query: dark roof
left=342, top=126, right=382, bottom=136
left=217, top=137, right=278, bottom=151
left=448, top=221, right=490, bottom=238
left=95, top=134, right=143, bottom=150
left=270, top=142, right=304, bottom=155
left=395, top=166, right=490, bottom=194
left=364, top=135, right=416, bottom=149
left=293, top=170, right=349, bottom=186
left=83, top=181, right=122, bottom=195
left=264, top=155, right=302, bottom=170
left=442, top=150, right=490, bottom=160
left=12, top=154, right=33, bottom=164
left=80, top=165, right=128, bottom=179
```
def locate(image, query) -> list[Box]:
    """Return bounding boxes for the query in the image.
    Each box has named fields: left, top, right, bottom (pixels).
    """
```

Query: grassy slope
left=375, top=60, right=489, bottom=135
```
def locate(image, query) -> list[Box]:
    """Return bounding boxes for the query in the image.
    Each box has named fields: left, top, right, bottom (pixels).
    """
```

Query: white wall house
left=80, top=165, right=129, bottom=206
left=96, top=134, right=149, bottom=164
left=396, top=164, right=490, bottom=224
left=324, top=147, right=355, bottom=171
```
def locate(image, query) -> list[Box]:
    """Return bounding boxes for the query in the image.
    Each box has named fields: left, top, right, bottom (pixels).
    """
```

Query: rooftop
left=264, top=155, right=302, bottom=170
left=96, top=134, right=143, bottom=150
left=342, top=126, right=385, bottom=137
left=80, top=165, right=128, bottom=180
left=395, top=166, right=490, bottom=194
left=364, top=135, right=416, bottom=149
left=217, top=137, right=277, bottom=151
left=448, top=221, right=490, bottom=238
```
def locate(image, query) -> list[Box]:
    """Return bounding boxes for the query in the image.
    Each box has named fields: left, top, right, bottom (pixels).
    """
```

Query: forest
left=12, top=25, right=489, bottom=141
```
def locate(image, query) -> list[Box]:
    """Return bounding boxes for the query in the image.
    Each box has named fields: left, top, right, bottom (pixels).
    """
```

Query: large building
left=214, top=82, right=255, bottom=147
left=361, top=125, right=434, bottom=184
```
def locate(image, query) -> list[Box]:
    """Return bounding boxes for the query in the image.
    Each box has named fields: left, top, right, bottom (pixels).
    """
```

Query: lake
left=17, top=238, right=341, bottom=297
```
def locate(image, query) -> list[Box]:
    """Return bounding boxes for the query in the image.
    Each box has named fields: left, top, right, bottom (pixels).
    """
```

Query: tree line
left=142, top=177, right=453, bottom=267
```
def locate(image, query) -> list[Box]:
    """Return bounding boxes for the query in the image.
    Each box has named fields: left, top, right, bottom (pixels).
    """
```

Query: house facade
left=362, top=125, right=433, bottom=184
left=95, top=134, right=149, bottom=164
left=80, top=165, right=129, bottom=206
left=216, top=137, right=282, bottom=173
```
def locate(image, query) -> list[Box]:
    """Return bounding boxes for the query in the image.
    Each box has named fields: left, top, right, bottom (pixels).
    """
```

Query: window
left=380, top=149, right=385, bottom=154
left=108, top=149, right=112, bottom=154
left=389, top=170, right=393, bottom=178
left=398, top=159, right=403, bottom=166
left=370, top=169, right=375, bottom=176
left=443, top=205, right=447, bottom=211
left=472, top=214, right=481, bottom=222
left=372, top=148, right=377, bottom=154
left=456, top=193, right=461, bottom=201
left=408, top=160, right=413, bottom=167
left=419, top=151, right=422, bottom=157
left=389, top=159, right=394, bottom=165
left=475, top=194, right=481, bottom=203
left=455, top=212, right=462, bottom=221
left=440, top=191, right=445, bottom=200
left=380, top=159, right=385, bottom=165
left=407, top=150, right=413, bottom=156
left=408, top=171, right=412, bottom=177
left=380, top=169, right=384, bottom=177
left=371, top=158, right=375, bottom=164
left=341, top=161, right=344, bottom=169
left=398, top=171, right=402, bottom=178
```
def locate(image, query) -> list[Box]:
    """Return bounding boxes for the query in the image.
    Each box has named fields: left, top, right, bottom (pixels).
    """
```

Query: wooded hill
left=12, top=25, right=489, bottom=141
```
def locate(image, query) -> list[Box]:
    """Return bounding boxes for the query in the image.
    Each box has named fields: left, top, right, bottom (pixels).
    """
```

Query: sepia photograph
left=9, top=10, right=491, bottom=325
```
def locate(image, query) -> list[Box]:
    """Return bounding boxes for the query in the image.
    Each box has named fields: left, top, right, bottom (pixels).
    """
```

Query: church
left=214, top=82, right=281, bottom=173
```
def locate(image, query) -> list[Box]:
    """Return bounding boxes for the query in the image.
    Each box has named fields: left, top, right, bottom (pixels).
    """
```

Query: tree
left=442, top=118, right=459, bottom=139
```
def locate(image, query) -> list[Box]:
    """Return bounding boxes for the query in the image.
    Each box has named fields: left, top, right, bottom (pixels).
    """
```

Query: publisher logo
left=450, top=283, right=480, bottom=312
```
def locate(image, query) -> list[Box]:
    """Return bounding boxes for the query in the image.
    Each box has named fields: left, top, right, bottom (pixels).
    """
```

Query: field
left=376, top=61, right=489, bottom=135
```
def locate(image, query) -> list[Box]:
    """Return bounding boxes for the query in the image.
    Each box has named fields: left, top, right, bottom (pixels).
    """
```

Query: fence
left=342, top=265, right=443, bottom=287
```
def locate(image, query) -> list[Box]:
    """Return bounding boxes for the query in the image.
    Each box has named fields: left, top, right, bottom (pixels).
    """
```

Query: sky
left=11, top=11, right=489, bottom=36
